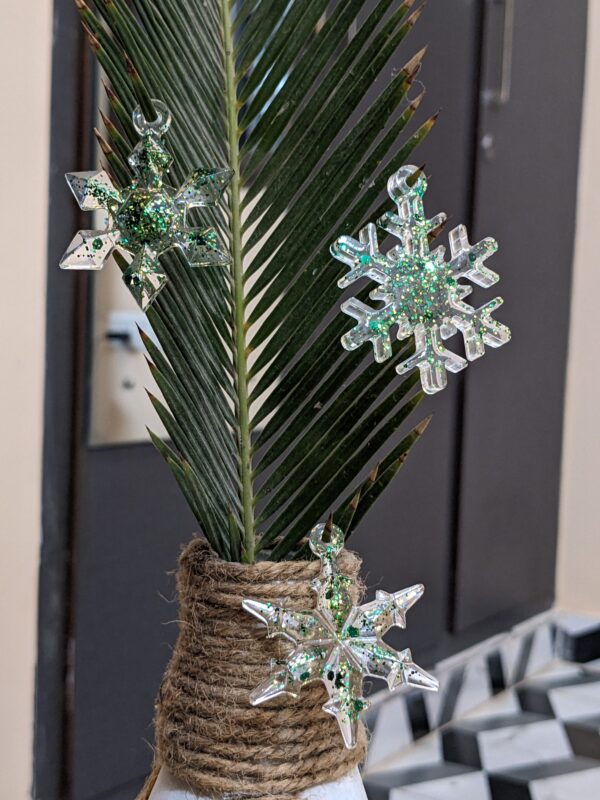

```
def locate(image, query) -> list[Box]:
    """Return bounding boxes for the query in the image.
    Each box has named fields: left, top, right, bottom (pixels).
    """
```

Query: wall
left=557, top=1, right=600, bottom=615
left=0, top=2, right=52, bottom=798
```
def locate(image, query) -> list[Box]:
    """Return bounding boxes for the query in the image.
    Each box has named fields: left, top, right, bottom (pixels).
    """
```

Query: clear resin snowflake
left=331, top=165, right=511, bottom=394
left=243, top=523, right=438, bottom=748
left=60, top=101, right=233, bottom=308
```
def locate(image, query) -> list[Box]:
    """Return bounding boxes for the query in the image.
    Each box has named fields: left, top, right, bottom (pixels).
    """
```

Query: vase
left=138, top=538, right=368, bottom=800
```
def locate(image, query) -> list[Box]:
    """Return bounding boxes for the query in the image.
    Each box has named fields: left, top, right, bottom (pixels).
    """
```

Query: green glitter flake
left=242, top=522, right=439, bottom=749
left=331, top=165, right=511, bottom=395
left=60, top=102, right=233, bottom=309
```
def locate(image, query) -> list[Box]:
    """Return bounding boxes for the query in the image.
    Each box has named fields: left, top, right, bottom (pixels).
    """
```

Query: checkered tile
left=362, top=613, right=600, bottom=799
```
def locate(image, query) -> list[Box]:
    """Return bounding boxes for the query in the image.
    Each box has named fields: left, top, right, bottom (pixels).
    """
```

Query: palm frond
left=79, top=0, right=436, bottom=561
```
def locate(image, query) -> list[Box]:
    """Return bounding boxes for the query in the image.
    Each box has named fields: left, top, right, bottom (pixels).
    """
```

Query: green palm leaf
left=78, top=0, right=436, bottom=562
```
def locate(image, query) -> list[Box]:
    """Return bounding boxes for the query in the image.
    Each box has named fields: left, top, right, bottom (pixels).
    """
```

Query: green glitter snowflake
left=243, top=523, right=438, bottom=749
left=331, top=165, right=511, bottom=394
left=60, top=101, right=232, bottom=308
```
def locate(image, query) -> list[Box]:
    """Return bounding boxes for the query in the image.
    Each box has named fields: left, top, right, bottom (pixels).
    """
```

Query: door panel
left=454, top=0, right=587, bottom=632
left=71, top=446, right=195, bottom=799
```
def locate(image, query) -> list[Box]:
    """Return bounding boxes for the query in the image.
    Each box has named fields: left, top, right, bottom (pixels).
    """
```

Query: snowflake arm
left=345, top=639, right=437, bottom=693
left=449, top=295, right=511, bottom=360
left=175, top=227, right=232, bottom=268
left=175, top=166, right=234, bottom=212
left=242, top=599, right=333, bottom=645
left=397, top=323, right=468, bottom=394
left=65, top=170, right=122, bottom=211
left=448, top=224, right=499, bottom=287
left=321, top=648, right=367, bottom=748
left=122, top=246, right=167, bottom=309
left=347, top=585, right=425, bottom=635
left=127, top=131, right=173, bottom=185
left=60, top=230, right=119, bottom=270
left=340, top=297, right=407, bottom=363
left=334, top=223, right=392, bottom=288
left=249, top=642, right=332, bottom=705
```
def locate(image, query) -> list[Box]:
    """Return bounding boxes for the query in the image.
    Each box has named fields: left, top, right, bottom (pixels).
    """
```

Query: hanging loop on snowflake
left=387, top=163, right=424, bottom=202
left=309, top=520, right=344, bottom=557
left=132, top=100, right=172, bottom=136
left=60, top=101, right=233, bottom=309
left=242, top=522, right=438, bottom=749
left=331, top=164, right=511, bottom=394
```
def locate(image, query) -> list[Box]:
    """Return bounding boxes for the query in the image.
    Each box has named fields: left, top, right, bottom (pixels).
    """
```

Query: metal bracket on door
left=483, top=0, right=515, bottom=106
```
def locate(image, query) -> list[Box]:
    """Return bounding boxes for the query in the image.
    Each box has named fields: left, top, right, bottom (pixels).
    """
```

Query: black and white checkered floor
left=362, top=613, right=600, bottom=799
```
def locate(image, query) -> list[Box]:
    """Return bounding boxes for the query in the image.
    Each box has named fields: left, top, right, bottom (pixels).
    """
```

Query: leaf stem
left=221, top=1, right=255, bottom=562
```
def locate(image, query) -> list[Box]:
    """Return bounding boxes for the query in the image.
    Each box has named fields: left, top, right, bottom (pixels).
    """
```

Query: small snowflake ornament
left=60, top=100, right=233, bottom=308
left=243, top=523, right=438, bottom=748
left=331, top=165, right=511, bottom=394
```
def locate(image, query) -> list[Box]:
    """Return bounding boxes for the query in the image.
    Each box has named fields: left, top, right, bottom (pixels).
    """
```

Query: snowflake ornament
left=60, top=100, right=233, bottom=308
left=243, top=523, right=438, bottom=749
left=331, top=165, right=511, bottom=394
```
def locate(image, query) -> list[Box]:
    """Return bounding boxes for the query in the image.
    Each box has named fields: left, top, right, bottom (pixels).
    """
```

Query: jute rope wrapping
left=138, top=538, right=368, bottom=800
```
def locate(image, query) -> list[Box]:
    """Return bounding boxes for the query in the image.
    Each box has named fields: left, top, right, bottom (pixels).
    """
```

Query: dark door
left=36, top=2, right=586, bottom=799
left=454, top=0, right=586, bottom=634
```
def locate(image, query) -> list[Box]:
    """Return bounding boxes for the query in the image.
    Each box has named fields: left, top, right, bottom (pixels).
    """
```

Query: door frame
left=34, top=1, right=93, bottom=796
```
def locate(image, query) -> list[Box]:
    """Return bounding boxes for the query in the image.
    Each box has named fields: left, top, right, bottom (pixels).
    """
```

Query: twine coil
left=139, top=539, right=367, bottom=800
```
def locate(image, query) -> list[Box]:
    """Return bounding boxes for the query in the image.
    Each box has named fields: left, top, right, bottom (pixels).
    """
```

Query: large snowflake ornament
left=243, top=523, right=438, bottom=749
left=331, top=165, right=511, bottom=394
left=60, top=100, right=232, bottom=308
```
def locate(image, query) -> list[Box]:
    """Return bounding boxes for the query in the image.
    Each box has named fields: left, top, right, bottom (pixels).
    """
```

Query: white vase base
left=148, top=765, right=368, bottom=800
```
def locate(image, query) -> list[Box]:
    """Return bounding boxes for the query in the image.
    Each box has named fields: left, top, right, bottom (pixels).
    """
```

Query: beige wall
left=556, top=2, right=600, bottom=615
left=0, top=2, right=52, bottom=798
